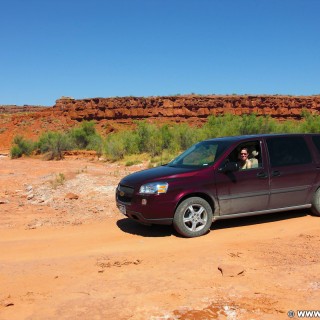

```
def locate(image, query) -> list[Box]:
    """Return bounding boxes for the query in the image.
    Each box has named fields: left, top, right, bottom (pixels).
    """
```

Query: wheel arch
left=174, top=192, right=217, bottom=216
left=311, top=186, right=320, bottom=216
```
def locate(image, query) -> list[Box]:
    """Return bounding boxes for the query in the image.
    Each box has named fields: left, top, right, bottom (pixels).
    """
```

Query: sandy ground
left=0, top=155, right=319, bottom=320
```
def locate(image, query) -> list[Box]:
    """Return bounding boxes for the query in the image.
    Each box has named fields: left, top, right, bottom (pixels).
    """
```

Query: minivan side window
left=266, top=137, right=312, bottom=167
left=227, top=140, right=262, bottom=170
left=312, top=136, right=320, bottom=155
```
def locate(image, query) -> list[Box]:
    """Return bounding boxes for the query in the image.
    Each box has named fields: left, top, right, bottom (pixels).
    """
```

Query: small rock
left=218, top=264, right=245, bottom=277
left=26, top=221, right=43, bottom=229
left=3, top=301, right=14, bottom=307
left=64, top=193, right=79, bottom=200
left=25, top=185, right=33, bottom=192
left=0, top=199, right=9, bottom=204
left=27, top=194, right=34, bottom=200
left=1, top=295, right=14, bottom=307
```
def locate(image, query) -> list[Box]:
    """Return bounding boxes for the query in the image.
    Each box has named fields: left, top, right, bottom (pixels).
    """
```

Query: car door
left=265, top=136, right=316, bottom=209
left=309, top=135, right=320, bottom=196
left=215, top=139, right=270, bottom=216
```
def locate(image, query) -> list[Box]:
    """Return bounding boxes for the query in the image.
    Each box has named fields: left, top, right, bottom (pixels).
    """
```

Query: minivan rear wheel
left=311, top=188, right=320, bottom=216
left=173, top=197, right=213, bottom=237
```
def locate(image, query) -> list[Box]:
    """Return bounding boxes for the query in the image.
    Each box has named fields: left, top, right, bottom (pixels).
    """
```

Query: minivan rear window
left=168, top=140, right=231, bottom=168
left=266, top=136, right=312, bottom=167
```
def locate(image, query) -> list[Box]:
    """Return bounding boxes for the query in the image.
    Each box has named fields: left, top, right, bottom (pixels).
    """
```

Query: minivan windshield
left=167, top=140, right=231, bottom=168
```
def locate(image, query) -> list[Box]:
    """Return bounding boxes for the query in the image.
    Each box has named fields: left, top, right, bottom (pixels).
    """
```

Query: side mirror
left=218, top=161, right=239, bottom=173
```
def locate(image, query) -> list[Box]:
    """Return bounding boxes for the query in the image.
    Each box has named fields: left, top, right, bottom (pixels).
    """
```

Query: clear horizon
left=1, top=0, right=319, bottom=106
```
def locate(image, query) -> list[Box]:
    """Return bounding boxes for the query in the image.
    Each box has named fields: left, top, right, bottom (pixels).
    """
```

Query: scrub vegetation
left=10, top=111, right=320, bottom=163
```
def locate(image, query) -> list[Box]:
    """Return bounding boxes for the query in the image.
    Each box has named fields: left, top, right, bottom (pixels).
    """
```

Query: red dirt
left=0, top=155, right=319, bottom=319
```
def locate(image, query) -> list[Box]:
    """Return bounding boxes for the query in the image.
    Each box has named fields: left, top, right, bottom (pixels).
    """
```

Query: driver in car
left=238, top=148, right=252, bottom=170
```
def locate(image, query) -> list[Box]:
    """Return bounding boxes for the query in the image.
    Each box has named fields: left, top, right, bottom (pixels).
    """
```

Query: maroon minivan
left=116, top=134, right=320, bottom=237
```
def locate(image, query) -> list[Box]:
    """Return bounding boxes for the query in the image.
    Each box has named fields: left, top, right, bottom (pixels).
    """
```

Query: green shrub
left=275, top=119, right=299, bottom=133
left=10, top=135, right=34, bottom=158
left=10, top=145, right=23, bottom=159
left=300, top=110, right=320, bottom=133
left=104, top=129, right=140, bottom=160
left=170, top=123, right=200, bottom=151
left=239, top=114, right=277, bottom=135
left=150, top=149, right=179, bottom=166
left=11, top=111, right=320, bottom=162
left=201, top=114, right=241, bottom=138
left=125, top=160, right=142, bottom=166
left=68, top=121, right=98, bottom=149
left=136, top=121, right=156, bottom=154
left=160, top=124, right=173, bottom=149
left=104, top=134, right=127, bottom=160
left=36, top=131, right=70, bottom=160
left=86, top=134, right=103, bottom=157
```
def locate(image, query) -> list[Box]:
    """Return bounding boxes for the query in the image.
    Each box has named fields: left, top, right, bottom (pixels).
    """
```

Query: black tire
left=173, top=197, right=213, bottom=238
left=311, top=188, right=320, bottom=216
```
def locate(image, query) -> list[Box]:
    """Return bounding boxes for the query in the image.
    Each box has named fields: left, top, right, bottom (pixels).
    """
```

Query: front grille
left=117, top=184, right=134, bottom=203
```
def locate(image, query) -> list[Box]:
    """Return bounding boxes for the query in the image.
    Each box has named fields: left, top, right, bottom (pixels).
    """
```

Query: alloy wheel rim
left=183, top=204, right=208, bottom=232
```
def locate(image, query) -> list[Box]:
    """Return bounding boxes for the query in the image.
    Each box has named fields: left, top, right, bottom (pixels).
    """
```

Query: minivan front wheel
left=173, top=197, right=213, bottom=237
left=311, top=188, right=320, bottom=216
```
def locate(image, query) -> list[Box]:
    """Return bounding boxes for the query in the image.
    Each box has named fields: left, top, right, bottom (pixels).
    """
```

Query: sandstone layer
left=1, top=94, right=320, bottom=151
left=0, top=105, right=48, bottom=114
left=53, top=94, right=320, bottom=122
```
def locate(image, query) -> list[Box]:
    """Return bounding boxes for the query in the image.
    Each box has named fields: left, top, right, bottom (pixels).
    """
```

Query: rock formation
left=53, top=94, right=320, bottom=123
left=1, top=94, right=320, bottom=151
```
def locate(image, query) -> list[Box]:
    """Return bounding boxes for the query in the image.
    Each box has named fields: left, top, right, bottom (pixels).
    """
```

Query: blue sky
left=1, top=0, right=319, bottom=106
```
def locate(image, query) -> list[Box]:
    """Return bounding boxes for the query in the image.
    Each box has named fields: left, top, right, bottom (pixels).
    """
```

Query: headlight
left=139, top=182, right=169, bottom=194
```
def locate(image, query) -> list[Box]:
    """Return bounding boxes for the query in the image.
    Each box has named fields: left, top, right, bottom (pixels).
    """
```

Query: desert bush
left=10, top=135, right=35, bottom=159
left=68, top=121, right=99, bottom=149
left=275, top=119, right=299, bottom=133
left=300, top=110, right=320, bottom=133
left=104, top=134, right=127, bottom=160
left=10, top=111, right=320, bottom=162
left=125, top=160, right=142, bottom=166
left=50, top=173, right=66, bottom=189
left=136, top=121, right=160, bottom=155
left=103, top=120, right=211, bottom=161
left=170, top=123, right=200, bottom=151
left=10, top=145, right=22, bottom=159
left=36, top=131, right=70, bottom=160
left=86, top=134, right=103, bottom=157
left=201, top=114, right=279, bottom=138
left=160, top=124, right=173, bottom=150
left=239, top=114, right=277, bottom=135
left=201, top=114, right=241, bottom=138
left=104, top=130, right=139, bottom=160
left=146, top=127, right=163, bottom=157
left=150, top=149, right=178, bottom=166
left=68, top=121, right=104, bottom=157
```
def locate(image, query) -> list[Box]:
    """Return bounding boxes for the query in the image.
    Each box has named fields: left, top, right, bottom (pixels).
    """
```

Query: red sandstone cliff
left=53, top=94, right=320, bottom=123
left=1, top=94, right=320, bottom=151
left=0, top=105, right=48, bottom=114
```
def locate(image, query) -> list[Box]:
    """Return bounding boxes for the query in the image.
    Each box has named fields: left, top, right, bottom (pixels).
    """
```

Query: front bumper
left=116, top=202, right=173, bottom=225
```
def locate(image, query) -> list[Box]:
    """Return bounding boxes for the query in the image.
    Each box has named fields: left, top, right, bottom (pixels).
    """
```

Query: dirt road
left=0, top=156, right=319, bottom=319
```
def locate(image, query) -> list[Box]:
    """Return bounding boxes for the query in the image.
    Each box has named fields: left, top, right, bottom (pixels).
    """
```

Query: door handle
left=257, top=172, right=268, bottom=179
left=271, top=170, right=281, bottom=177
